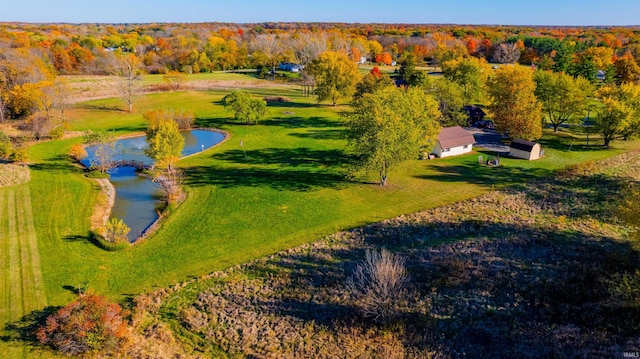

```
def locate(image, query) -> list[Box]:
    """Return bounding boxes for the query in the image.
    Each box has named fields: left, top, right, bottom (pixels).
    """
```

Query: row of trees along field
left=300, top=49, right=639, bottom=184
left=1, top=23, right=639, bottom=117
left=2, top=23, right=640, bottom=179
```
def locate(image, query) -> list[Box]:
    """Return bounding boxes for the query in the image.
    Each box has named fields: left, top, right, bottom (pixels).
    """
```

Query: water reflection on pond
left=83, top=130, right=225, bottom=242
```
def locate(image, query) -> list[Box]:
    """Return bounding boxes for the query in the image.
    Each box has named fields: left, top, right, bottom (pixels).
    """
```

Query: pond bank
left=87, top=128, right=229, bottom=242
left=90, top=178, right=116, bottom=230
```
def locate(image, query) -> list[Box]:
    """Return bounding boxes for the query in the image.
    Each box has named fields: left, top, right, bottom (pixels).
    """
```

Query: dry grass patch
left=139, top=151, right=640, bottom=358
left=0, top=164, right=30, bottom=187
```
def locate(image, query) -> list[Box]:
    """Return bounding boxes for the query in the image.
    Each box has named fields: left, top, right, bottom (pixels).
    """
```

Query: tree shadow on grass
left=212, top=147, right=350, bottom=168
left=186, top=146, right=352, bottom=191
left=415, top=159, right=555, bottom=188
left=261, top=116, right=340, bottom=129
left=265, top=100, right=326, bottom=109
left=193, top=117, right=229, bottom=128
left=289, top=129, right=346, bottom=141
left=538, top=135, right=608, bottom=152
left=76, top=103, right=126, bottom=112
left=28, top=154, right=81, bottom=174
left=186, top=165, right=347, bottom=192
left=1, top=306, right=61, bottom=346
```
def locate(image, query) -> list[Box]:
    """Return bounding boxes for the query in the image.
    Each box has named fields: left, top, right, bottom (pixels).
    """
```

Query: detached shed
left=510, top=139, right=542, bottom=160
left=432, top=126, right=476, bottom=158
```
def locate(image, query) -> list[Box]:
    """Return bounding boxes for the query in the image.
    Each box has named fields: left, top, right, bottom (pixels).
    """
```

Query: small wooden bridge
left=108, top=159, right=154, bottom=171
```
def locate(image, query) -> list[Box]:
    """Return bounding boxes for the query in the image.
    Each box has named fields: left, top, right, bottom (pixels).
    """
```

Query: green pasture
left=1, top=84, right=638, bottom=357
left=141, top=71, right=262, bottom=86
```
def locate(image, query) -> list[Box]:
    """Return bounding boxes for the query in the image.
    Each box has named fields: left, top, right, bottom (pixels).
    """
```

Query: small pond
left=82, top=130, right=225, bottom=241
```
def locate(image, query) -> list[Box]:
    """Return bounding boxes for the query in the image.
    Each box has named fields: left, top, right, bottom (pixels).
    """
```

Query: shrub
left=100, top=218, right=131, bottom=244
left=36, top=292, right=130, bottom=356
left=0, top=130, right=12, bottom=158
left=159, top=166, right=184, bottom=204
left=256, top=66, right=270, bottom=79
left=346, top=248, right=409, bottom=322
left=173, top=109, right=194, bottom=130
left=49, top=125, right=66, bottom=139
left=162, top=71, right=187, bottom=91
left=618, top=185, right=640, bottom=240
left=69, top=143, right=87, bottom=161
left=90, top=230, right=130, bottom=251
left=85, top=170, right=110, bottom=179
left=264, top=96, right=291, bottom=103
left=9, top=147, right=29, bottom=163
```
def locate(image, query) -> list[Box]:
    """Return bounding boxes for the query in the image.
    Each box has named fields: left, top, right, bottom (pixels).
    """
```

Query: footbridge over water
left=107, top=160, right=154, bottom=171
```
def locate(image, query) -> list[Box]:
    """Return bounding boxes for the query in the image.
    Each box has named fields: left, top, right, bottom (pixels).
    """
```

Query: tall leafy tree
left=398, top=53, right=425, bottom=86
left=425, top=78, right=468, bottom=127
left=488, top=66, right=542, bottom=141
left=308, top=51, right=361, bottom=106
left=291, top=32, right=327, bottom=97
left=346, top=86, right=441, bottom=186
left=551, top=42, right=575, bottom=73
left=614, top=57, right=640, bottom=84
left=595, top=83, right=640, bottom=147
left=353, top=67, right=394, bottom=100
left=144, top=110, right=185, bottom=169
left=534, top=70, right=593, bottom=132
left=221, top=90, right=267, bottom=125
left=83, top=130, right=118, bottom=173
left=107, top=52, right=142, bottom=112
left=583, top=46, right=614, bottom=70
left=441, top=57, right=489, bottom=104
left=249, top=34, right=286, bottom=79
left=569, top=54, right=598, bottom=82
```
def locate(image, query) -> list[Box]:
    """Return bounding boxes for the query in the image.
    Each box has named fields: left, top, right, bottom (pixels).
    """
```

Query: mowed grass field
left=1, top=82, right=638, bottom=357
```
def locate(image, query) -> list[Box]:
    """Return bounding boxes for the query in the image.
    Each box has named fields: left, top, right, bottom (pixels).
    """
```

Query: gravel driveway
left=466, top=127, right=510, bottom=153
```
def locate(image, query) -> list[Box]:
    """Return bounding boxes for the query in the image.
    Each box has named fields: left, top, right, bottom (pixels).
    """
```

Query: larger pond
left=82, top=130, right=225, bottom=241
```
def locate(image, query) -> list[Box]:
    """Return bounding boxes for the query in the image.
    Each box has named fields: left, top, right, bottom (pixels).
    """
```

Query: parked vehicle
left=472, top=120, right=494, bottom=129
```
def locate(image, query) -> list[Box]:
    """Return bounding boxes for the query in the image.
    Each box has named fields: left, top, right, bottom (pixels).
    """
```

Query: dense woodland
left=2, top=22, right=640, bottom=77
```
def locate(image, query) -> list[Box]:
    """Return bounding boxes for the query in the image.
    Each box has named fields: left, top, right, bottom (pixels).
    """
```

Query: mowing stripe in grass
left=0, top=189, right=8, bottom=324
left=17, top=187, right=32, bottom=317
left=0, top=187, right=46, bottom=325
left=17, top=186, right=46, bottom=313
left=7, top=188, right=23, bottom=322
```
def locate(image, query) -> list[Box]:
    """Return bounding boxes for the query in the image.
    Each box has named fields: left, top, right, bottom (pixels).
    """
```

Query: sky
left=0, top=0, right=638, bottom=26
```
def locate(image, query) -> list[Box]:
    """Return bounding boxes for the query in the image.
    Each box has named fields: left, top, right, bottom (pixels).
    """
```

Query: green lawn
left=1, top=86, right=638, bottom=357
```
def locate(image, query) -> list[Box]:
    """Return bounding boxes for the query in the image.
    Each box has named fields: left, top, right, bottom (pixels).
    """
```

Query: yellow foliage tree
left=308, top=51, right=361, bottom=106
left=488, top=66, right=542, bottom=141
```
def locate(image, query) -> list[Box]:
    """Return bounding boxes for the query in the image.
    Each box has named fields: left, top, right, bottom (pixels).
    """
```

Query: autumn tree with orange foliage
left=37, top=292, right=130, bottom=357
left=375, top=52, right=393, bottom=65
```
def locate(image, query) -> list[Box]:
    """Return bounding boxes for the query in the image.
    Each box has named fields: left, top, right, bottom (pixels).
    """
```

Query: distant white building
left=432, top=126, right=476, bottom=158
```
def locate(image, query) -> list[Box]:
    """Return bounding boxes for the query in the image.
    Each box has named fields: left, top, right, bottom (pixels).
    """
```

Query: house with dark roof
left=463, top=105, right=486, bottom=124
left=432, top=126, right=476, bottom=158
left=509, top=139, right=542, bottom=160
